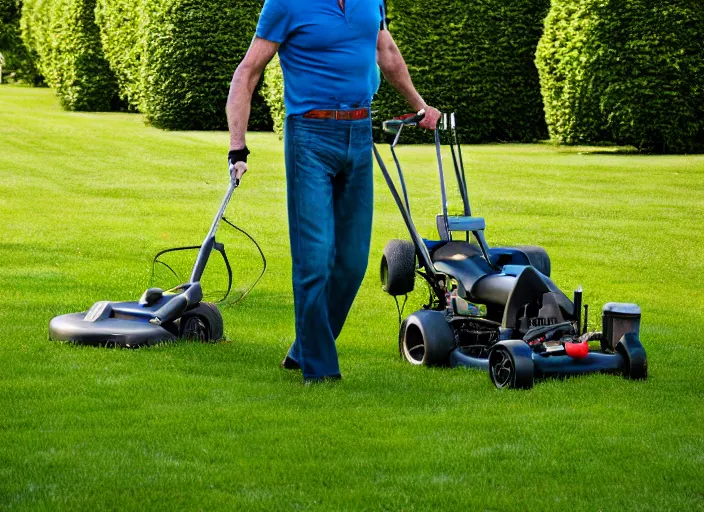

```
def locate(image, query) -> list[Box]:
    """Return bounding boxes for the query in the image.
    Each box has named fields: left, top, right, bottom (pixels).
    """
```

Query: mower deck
left=49, top=310, right=176, bottom=348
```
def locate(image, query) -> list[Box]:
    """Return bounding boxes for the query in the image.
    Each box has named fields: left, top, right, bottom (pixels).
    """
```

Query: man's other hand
left=230, top=161, right=248, bottom=184
left=419, top=106, right=441, bottom=130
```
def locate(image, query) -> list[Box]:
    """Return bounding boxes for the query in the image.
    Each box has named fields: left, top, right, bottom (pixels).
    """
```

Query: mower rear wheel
left=381, top=239, right=416, bottom=296
left=399, top=310, right=455, bottom=366
left=488, top=340, right=534, bottom=389
left=180, top=302, right=223, bottom=342
left=615, top=332, right=647, bottom=380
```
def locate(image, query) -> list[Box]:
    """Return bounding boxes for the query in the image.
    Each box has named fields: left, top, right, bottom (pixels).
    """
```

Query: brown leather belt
left=303, top=108, right=369, bottom=120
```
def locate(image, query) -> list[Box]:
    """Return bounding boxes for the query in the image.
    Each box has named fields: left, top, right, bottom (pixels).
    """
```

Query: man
left=226, top=0, right=441, bottom=383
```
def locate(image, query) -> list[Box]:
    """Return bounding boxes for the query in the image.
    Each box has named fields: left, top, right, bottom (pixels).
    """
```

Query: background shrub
left=373, top=0, right=550, bottom=143
left=262, top=53, right=284, bottom=138
left=20, top=0, right=117, bottom=110
left=0, top=0, right=42, bottom=84
left=536, top=0, right=704, bottom=153
left=94, top=0, right=143, bottom=111
left=139, top=0, right=271, bottom=130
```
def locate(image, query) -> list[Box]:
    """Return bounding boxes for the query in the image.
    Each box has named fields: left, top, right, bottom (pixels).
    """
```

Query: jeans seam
left=288, top=119, right=305, bottom=365
left=292, top=156, right=303, bottom=356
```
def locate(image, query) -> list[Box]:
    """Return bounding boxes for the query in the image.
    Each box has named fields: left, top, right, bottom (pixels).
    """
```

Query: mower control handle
left=382, top=109, right=426, bottom=134
left=399, top=109, right=426, bottom=125
left=149, top=282, right=203, bottom=326
left=150, top=294, right=189, bottom=326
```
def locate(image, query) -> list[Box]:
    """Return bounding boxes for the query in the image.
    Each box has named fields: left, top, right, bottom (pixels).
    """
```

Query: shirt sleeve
left=256, top=0, right=292, bottom=44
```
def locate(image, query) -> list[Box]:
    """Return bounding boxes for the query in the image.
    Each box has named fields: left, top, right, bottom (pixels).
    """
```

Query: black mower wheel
left=180, top=302, right=223, bottom=342
left=399, top=310, right=455, bottom=366
left=381, top=239, right=416, bottom=296
left=488, top=340, right=534, bottom=389
left=615, top=332, right=648, bottom=380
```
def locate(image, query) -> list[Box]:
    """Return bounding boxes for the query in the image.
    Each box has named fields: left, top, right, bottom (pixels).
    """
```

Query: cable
left=221, top=217, right=267, bottom=307
left=394, top=294, right=409, bottom=325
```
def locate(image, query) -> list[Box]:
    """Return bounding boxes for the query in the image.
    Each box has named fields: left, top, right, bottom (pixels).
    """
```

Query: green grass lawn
left=1, top=85, right=703, bottom=511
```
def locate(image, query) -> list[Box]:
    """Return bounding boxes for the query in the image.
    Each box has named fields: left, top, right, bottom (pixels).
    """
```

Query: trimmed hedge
left=536, top=0, right=704, bottom=153
left=262, top=53, right=284, bottom=138
left=20, top=0, right=117, bottom=110
left=94, top=0, right=143, bottom=111
left=373, top=0, right=550, bottom=143
left=139, top=0, right=271, bottom=130
left=0, top=0, right=42, bottom=84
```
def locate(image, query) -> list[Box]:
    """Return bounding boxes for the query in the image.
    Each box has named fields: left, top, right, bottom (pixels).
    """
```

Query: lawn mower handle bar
left=373, top=110, right=493, bottom=278
left=381, top=109, right=426, bottom=135
left=189, top=174, right=241, bottom=283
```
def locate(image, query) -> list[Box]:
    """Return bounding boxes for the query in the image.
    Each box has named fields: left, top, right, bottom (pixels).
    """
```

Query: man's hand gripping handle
left=228, top=146, right=249, bottom=187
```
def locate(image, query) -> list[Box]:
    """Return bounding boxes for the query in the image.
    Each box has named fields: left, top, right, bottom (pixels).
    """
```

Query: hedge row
left=21, top=0, right=118, bottom=110
left=536, top=0, right=704, bottom=153
left=370, top=0, right=550, bottom=143
left=17, top=0, right=703, bottom=149
left=20, top=0, right=271, bottom=127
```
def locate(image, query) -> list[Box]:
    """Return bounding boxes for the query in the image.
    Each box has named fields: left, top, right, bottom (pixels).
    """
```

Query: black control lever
left=149, top=283, right=203, bottom=326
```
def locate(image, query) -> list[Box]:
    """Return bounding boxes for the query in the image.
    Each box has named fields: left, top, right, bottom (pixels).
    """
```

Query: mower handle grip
left=405, top=109, right=426, bottom=125
left=381, top=109, right=426, bottom=134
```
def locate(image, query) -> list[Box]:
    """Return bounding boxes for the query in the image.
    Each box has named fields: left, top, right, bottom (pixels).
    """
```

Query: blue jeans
left=284, top=114, right=374, bottom=379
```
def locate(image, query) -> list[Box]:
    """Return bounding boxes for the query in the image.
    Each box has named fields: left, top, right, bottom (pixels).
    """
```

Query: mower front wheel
left=399, top=310, right=455, bottom=366
left=180, top=302, right=224, bottom=342
left=615, top=333, right=647, bottom=380
left=381, top=239, right=416, bottom=296
left=488, top=340, right=534, bottom=389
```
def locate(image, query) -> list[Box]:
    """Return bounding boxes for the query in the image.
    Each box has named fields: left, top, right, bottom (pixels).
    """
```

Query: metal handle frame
left=374, top=112, right=494, bottom=274
left=189, top=177, right=239, bottom=283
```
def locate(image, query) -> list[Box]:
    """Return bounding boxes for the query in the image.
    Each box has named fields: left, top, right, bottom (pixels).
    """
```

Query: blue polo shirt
left=256, top=0, right=385, bottom=116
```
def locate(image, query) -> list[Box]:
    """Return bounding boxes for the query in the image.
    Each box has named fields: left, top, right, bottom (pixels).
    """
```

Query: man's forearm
left=226, top=65, right=259, bottom=151
left=226, top=38, right=279, bottom=152
left=378, top=44, right=426, bottom=111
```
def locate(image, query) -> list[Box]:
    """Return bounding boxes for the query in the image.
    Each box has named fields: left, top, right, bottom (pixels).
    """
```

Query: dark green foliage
left=20, top=0, right=117, bottom=110
left=0, top=0, right=42, bottom=84
left=0, top=0, right=13, bottom=47
left=140, top=0, right=271, bottom=131
left=536, top=0, right=704, bottom=153
left=373, top=0, right=550, bottom=143
left=94, top=0, right=143, bottom=111
left=0, top=0, right=20, bottom=54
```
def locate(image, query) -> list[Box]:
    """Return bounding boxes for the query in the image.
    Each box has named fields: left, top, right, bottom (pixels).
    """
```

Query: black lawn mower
left=373, top=111, right=647, bottom=389
left=49, top=170, right=263, bottom=348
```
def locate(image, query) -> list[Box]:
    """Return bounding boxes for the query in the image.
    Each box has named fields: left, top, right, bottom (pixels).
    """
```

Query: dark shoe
left=280, top=356, right=301, bottom=370
left=304, top=374, right=342, bottom=385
